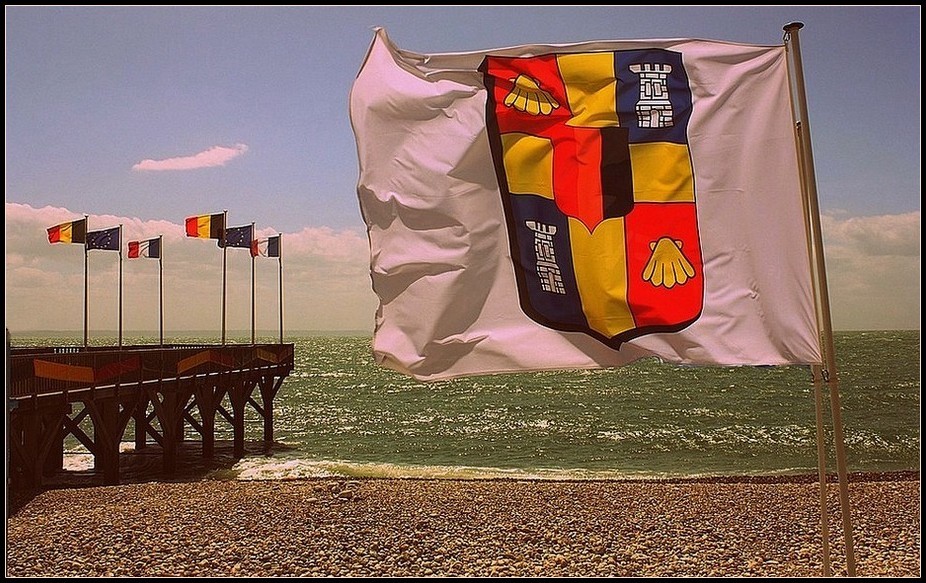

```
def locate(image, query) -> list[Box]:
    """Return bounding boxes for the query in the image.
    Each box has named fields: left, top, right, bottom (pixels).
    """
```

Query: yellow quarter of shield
left=501, top=133, right=555, bottom=199
left=557, top=53, right=619, bottom=129
left=567, top=217, right=636, bottom=337
left=629, top=142, right=694, bottom=202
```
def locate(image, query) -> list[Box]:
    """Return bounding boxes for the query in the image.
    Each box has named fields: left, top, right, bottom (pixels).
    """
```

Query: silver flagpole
left=784, top=21, right=856, bottom=576
left=83, top=214, right=89, bottom=348
left=811, top=367, right=832, bottom=576
left=278, top=234, right=283, bottom=345
left=159, top=235, right=164, bottom=346
left=222, top=209, right=228, bottom=345
left=783, top=33, right=832, bottom=575
left=251, top=222, right=256, bottom=345
left=118, top=224, right=123, bottom=349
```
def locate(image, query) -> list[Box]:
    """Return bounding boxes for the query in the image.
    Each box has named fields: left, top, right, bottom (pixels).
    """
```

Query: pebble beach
left=6, top=473, right=919, bottom=577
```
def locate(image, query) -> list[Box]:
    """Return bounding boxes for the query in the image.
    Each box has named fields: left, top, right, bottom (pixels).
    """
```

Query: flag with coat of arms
left=350, top=29, right=822, bottom=381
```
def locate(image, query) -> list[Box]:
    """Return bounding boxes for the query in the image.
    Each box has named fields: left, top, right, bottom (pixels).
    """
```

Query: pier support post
left=18, top=409, right=43, bottom=488
left=149, top=381, right=192, bottom=475
left=193, top=380, right=223, bottom=459
left=228, top=379, right=253, bottom=459
left=8, top=403, right=67, bottom=489
left=134, top=396, right=149, bottom=450
left=88, top=398, right=122, bottom=486
left=259, top=375, right=284, bottom=443
left=43, top=404, right=71, bottom=476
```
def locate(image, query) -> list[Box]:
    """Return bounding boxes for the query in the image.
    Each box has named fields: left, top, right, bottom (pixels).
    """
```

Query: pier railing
left=8, top=343, right=294, bottom=399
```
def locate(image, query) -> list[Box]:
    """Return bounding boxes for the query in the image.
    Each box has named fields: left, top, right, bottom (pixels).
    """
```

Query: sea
left=10, top=330, right=921, bottom=481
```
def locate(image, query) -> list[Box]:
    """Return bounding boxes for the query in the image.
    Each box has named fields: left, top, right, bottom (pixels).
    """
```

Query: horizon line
left=6, top=327, right=920, bottom=336
left=6, top=328, right=373, bottom=338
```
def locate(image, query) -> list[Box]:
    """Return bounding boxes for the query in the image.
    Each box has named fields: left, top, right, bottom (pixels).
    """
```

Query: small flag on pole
left=252, top=235, right=281, bottom=258
left=185, top=213, right=225, bottom=239
left=47, top=218, right=87, bottom=244
left=128, top=237, right=161, bottom=259
left=86, top=226, right=121, bottom=251
left=221, top=224, right=254, bottom=249
left=187, top=211, right=229, bottom=343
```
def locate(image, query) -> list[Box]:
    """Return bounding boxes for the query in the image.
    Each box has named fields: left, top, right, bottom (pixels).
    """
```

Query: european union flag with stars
left=86, top=226, right=121, bottom=251
left=221, top=224, right=254, bottom=249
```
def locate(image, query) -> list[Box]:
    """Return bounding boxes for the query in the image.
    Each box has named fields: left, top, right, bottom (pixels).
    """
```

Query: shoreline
left=51, top=439, right=921, bottom=487
left=237, top=468, right=922, bottom=486
left=8, top=472, right=920, bottom=577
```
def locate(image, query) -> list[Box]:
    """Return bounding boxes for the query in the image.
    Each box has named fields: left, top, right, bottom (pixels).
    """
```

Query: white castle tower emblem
left=630, top=63, right=674, bottom=128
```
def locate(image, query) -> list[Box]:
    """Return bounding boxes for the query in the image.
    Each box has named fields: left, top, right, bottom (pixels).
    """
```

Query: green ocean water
left=11, top=330, right=921, bottom=480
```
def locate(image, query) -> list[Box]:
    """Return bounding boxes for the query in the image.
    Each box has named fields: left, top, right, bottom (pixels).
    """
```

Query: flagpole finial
left=783, top=22, right=804, bottom=32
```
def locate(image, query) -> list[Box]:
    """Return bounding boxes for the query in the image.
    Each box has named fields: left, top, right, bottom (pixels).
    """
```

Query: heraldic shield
left=481, top=50, right=704, bottom=349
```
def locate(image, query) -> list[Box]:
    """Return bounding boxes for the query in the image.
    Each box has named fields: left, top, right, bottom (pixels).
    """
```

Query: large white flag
left=351, top=28, right=822, bottom=381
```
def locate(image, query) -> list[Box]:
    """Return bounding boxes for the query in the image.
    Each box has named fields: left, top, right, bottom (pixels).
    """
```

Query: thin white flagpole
left=159, top=235, right=164, bottom=346
left=783, top=35, right=832, bottom=576
left=784, top=21, right=856, bottom=576
left=251, top=222, right=256, bottom=345
left=222, top=209, right=228, bottom=345
left=118, top=224, right=123, bottom=349
left=811, top=367, right=832, bottom=576
left=83, top=214, right=89, bottom=348
left=278, top=234, right=283, bottom=345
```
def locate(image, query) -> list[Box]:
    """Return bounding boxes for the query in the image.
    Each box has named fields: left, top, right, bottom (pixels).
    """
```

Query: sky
left=4, top=5, right=921, bottom=335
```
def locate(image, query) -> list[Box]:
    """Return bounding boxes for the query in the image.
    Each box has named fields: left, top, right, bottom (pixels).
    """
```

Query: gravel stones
left=6, top=476, right=920, bottom=577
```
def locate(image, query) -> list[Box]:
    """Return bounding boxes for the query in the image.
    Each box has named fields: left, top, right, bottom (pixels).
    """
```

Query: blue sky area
left=5, top=6, right=920, bottom=332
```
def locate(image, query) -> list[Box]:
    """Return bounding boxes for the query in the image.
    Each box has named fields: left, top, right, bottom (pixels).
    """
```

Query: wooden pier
left=7, top=343, right=294, bottom=489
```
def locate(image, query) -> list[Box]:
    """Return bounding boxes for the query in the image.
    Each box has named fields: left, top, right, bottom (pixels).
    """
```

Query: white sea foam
left=227, top=456, right=785, bottom=482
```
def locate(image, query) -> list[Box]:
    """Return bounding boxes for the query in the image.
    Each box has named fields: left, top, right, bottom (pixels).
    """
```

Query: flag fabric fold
left=86, top=226, right=121, bottom=251
left=128, top=238, right=161, bottom=259
left=350, top=29, right=822, bottom=381
left=47, top=218, right=87, bottom=244
left=185, top=213, right=225, bottom=239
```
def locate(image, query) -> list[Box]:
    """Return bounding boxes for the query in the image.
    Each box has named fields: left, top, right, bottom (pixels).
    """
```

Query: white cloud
left=820, top=211, right=920, bottom=330
left=821, top=211, right=919, bottom=257
left=132, top=143, right=249, bottom=172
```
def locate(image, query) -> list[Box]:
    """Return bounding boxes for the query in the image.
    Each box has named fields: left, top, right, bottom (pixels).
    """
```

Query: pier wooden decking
left=7, top=343, right=294, bottom=489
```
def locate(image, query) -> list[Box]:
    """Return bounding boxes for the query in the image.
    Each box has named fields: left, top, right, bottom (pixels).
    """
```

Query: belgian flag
left=47, top=218, right=87, bottom=244
left=185, top=213, right=225, bottom=239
